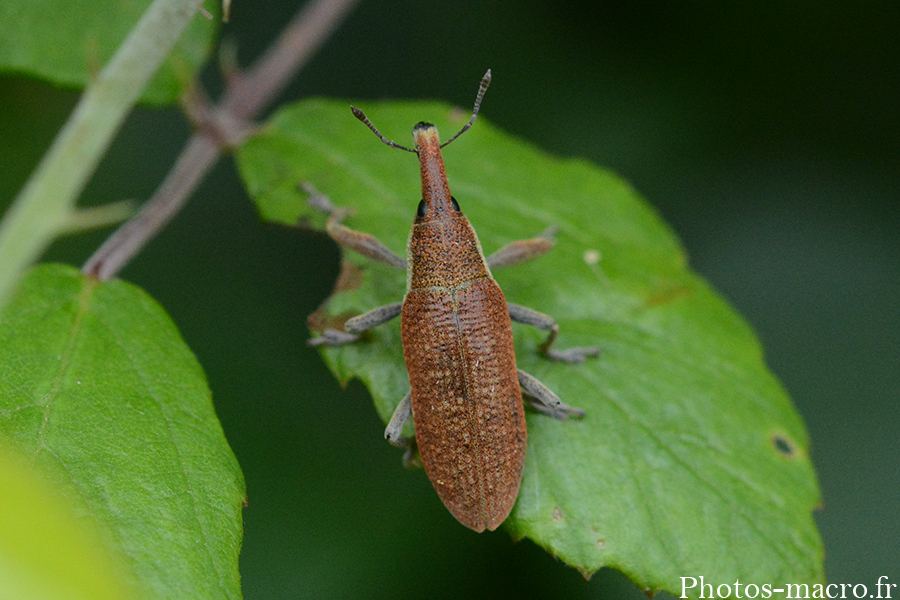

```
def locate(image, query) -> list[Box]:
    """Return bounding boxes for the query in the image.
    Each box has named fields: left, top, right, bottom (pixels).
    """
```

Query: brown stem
left=220, top=0, right=359, bottom=121
left=83, top=0, right=360, bottom=279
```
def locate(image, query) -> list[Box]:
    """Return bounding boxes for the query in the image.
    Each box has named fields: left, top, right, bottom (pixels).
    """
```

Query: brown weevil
left=309, top=70, right=600, bottom=532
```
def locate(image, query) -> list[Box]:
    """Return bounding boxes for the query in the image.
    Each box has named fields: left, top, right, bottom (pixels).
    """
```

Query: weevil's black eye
left=417, top=199, right=427, bottom=217
left=450, top=196, right=461, bottom=212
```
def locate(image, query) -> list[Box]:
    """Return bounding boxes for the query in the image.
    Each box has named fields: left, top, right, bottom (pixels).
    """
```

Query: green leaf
left=0, top=0, right=217, bottom=104
left=0, top=444, right=136, bottom=600
left=236, top=99, right=823, bottom=596
left=0, top=264, right=245, bottom=600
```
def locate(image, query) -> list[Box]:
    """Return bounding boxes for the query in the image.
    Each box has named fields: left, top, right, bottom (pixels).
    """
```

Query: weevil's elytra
left=402, top=122, right=525, bottom=530
left=308, top=70, right=600, bottom=532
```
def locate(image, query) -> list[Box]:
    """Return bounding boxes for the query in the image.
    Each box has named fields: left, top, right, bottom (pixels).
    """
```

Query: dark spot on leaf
left=306, top=261, right=365, bottom=334
left=305, top=307, right=327, bottom=333
left=291, top=214, right=316, bottom=230
left=773, top=434, right=795, bottom=457
left=333, top=260, right=364, bottom=294
left=643, top=283, right=694, bottom=308
left=306, top=309, right=357, bottom=335
left=589, top=526, right=605, bottom=548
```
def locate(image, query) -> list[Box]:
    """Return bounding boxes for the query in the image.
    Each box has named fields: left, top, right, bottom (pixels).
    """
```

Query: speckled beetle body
left=309, top=70, right=599, bottom=531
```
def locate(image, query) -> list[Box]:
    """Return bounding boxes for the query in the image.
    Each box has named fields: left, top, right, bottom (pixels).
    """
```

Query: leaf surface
left=237, top=98, right=823, bottom=596
left=0, top=264, right=245, bottom=600
left=0, top=0, right=216, bottom=104
left=0, top=444, right=136, bottom=600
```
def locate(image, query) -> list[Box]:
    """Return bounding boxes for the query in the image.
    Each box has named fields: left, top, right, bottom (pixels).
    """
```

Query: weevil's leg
left=486, top=226, right=558, bottom=269
left=308, top=302, right=403, bottom=347
left=384, top=390, right=412, bottom=445
left=507, top=302, right=602, bottom=363
left=517, top=369, right=585, bottom=420
left=385, top=391, right=420, bottom=467
left=400, top=439, right=420, bottom=469
left=308, top=328, right=360, bottom=346
left=345, top=302, right=403, bottom=333
left=302, top=182, right=406, bottom=270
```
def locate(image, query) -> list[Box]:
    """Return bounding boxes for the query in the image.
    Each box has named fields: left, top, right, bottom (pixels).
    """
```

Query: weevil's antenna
left=350, top=106, right=416, bottom=152
left=351, top=69, right=492, bottom=152
left=440, top=69, right=491, bottom=148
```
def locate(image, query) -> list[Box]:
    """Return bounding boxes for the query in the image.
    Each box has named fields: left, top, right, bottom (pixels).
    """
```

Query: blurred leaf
left=237, top=98, right=823, bottom=596
left=0, top=0, right=217, bottom=105
left=0, top=444, right=136, bottom=600
left=0, top=264, right=245, bottom=600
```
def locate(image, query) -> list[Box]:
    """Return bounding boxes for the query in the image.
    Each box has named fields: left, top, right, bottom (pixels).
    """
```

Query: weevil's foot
left=525, top=397, right=586, bottom=420
left=543, top=346, right=602, bottom=364
left=385, top=430, right=411, bottom=447
left=301, top=182, right=353, bottom=220
left=308, top=328, right=360, bottom=347
left=555, top=402, right=587, bottom=419
left=384, top=420, right=419, bottom=466
left=402, top=446, right=423, bottom=469
left=389, top=437, right=422, bottom=469
left=385, top=420, right=409, bottom=446
left=536, top=224, right=559, bottom=241
left=300, top=181, right=330, bottom=207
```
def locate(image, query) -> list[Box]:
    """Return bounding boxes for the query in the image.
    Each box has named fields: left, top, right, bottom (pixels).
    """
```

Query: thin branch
left=83, top=0, right=361, bottom=280
left=83, top=136, right=220, bottom=280
left=221, top=0, right=359, bottom=120
left=58, top=200, right=138, bottom=235
left=0, top=0, right=206, bottom=308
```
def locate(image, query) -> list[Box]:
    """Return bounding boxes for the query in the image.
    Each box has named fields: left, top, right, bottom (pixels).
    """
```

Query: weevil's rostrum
left=309, top=70, right=599, bottom=532
left=406, top=126, right=489, bottom=290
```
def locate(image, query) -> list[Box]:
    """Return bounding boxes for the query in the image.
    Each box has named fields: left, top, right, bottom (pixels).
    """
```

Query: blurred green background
left=1, top=0, right=897, bottom=597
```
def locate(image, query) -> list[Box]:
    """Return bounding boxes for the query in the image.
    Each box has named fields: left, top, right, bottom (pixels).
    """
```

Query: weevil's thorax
left=406, top=123, right=491, bottom=290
